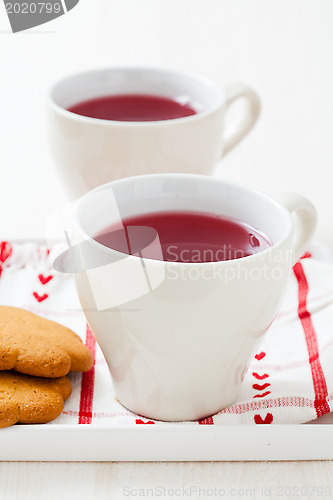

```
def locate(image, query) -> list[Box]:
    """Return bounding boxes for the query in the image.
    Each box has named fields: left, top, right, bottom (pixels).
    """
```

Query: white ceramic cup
left=48, top=67, right=261, bottom=198
left=62, top=174, right=317, bottom=421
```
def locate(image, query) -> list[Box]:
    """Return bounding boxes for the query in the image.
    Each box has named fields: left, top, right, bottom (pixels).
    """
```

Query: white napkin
left=1, top=241, right=332, bottom=425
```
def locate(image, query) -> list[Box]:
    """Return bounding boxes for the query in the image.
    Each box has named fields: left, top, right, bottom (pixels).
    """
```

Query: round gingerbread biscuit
left=0, top=371, right=72, bottom=428
left=0, top=306, right=94, bottom=378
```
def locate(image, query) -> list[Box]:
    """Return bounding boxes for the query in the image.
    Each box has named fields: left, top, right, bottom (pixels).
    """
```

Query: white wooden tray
left=0, top=242, right=332, bottom=462
left=0, top=419, right=332, bottom=462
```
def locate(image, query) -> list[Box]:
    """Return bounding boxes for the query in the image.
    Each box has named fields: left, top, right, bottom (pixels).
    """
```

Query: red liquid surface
left=94, top=211, right=272, bottom=263
left=67, top=94, right=197, bottom=122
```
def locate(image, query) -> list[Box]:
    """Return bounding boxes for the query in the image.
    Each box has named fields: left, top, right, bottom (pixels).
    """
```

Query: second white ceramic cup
left=64, top=174, right=317, bottom=421
left=48, top=67, right=261, bottom=197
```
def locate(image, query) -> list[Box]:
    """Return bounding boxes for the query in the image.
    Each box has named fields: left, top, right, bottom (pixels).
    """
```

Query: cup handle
left=222, top=83, right=261, bottom=157
left=276, top=193, right=317, bottom=264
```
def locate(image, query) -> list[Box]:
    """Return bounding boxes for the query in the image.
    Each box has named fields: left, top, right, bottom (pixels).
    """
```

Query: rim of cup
left=48, top=66, right=226, bottom=127
left=72, top=173, right=293, bottom=266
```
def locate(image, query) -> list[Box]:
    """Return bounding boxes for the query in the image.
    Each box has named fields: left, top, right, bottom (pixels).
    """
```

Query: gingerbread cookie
left=0, top=371, right=72, bottom=428
left=0, top=306, right=94, bottom=378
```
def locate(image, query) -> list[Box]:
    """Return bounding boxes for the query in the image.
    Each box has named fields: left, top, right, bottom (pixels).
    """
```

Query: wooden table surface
left=1, top=461, right=333, bottom=499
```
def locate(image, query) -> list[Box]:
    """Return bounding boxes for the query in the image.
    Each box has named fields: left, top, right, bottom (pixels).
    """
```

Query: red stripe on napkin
left=78, top=325, right=96, bottom=424
left=198, top=416, right=214, bottom=425
left=293, top=261, right=330, bottom=418
left=221, top=395, right=315, bottom=415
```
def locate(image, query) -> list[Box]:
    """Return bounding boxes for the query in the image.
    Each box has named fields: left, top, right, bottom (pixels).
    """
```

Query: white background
left=1, top=0, right=333, bottom=496
left=0, top=0, right=333, bottom=247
